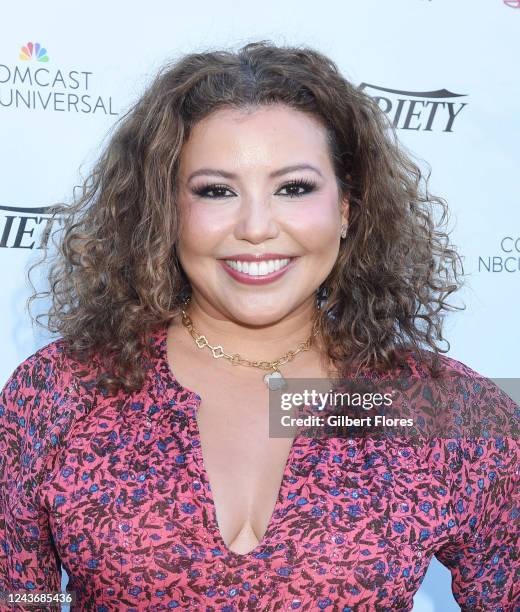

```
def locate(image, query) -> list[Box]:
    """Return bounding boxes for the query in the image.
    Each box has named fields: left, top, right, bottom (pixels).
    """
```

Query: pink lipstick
left=218, top=253, right=298, bottom=285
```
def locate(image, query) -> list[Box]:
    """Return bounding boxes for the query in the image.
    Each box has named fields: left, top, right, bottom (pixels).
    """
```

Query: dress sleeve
left=434, top=372, right=519, bottom=610
left=0, top=348, right=69, bottom=611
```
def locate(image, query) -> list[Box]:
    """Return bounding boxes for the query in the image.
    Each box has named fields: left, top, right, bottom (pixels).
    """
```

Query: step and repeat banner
left=1, top=1, right=518, bottom=610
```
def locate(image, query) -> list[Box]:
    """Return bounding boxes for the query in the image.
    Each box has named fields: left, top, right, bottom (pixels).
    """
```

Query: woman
left=0, top=41, right=517, bottom=611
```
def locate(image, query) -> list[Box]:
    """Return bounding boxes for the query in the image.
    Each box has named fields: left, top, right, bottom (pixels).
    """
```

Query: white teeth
left=225, top=258, right=291, bottom=276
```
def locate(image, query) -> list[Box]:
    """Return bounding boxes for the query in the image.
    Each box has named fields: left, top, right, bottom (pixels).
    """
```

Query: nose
left=233, top=197, right=280, bottom=244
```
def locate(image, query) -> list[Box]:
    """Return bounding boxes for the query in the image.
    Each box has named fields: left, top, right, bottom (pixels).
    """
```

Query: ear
left=340, top=194, right=350, bottom=225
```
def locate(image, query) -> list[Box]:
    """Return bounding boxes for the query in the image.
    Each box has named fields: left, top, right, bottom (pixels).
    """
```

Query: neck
left=180, top=294, right=320, bottom=363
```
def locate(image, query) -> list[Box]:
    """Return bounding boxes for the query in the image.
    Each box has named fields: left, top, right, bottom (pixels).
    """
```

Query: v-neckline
left=154, top=320, right=303, bottom=560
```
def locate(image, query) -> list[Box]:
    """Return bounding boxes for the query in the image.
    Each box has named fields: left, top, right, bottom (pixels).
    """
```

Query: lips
left=218, top=256, right=298, bottom=285
left=224, top=257, right=291, bottom=276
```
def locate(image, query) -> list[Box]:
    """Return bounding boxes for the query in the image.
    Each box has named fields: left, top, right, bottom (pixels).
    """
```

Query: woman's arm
left=0, top=350, right=68, bottom=611
left=434, top=375, right=519, bottom=610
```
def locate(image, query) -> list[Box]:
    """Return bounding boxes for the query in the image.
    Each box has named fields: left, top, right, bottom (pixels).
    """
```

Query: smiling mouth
left=223, top=258, right=292, bottom=277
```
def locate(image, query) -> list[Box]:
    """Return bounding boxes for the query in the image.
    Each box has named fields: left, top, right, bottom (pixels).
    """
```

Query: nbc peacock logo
left=19, top=42, right=49, bottom=63
left=0, top=40, right=118, bottom=115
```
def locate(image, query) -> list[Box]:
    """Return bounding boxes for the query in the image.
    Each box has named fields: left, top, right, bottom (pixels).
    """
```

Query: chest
left=37, top=396, right=452, bottom=609
left=193, top=387, right=297, bottom=554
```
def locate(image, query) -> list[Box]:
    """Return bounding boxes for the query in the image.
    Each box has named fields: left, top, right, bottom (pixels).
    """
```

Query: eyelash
left=192, top=178, right=318, bottom=199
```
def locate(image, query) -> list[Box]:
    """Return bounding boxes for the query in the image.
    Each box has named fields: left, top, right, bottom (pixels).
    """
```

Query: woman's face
left=176, top=104, right=349, bottom=326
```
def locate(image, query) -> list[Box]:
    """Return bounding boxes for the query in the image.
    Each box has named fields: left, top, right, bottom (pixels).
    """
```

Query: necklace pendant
left=264, top=370, right=287, bottom=390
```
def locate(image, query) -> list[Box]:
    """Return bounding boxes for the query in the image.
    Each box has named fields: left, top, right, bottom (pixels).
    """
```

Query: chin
left=223, top=299, right=296, bottom=327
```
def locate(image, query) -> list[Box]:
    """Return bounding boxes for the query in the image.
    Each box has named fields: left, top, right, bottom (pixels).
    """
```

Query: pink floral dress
left=1, top=322, right=518, bottom=611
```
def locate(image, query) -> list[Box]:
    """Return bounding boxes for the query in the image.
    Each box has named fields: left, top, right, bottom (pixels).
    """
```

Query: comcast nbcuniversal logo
left=19, top=41, right=49, bottom=62
left=0, top=41, right=118, bottom=115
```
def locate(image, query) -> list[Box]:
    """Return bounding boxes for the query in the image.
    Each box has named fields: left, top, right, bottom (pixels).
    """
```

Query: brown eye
left=192, top=183, right=234, bottom=199
left=277, top=179, right=317, bottom=198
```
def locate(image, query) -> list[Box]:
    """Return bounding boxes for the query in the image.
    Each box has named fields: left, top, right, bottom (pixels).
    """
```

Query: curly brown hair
left=28, top=40, right=466, bottom=396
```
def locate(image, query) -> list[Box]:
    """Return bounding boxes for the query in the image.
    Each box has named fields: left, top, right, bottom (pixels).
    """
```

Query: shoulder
left=1, top=334, right=110, bottom=401
left=403, top=348, right=486, bottom=379
left=2, top=336, right=69, bottom=391
left=404, top=350, right=518, bottom=427
left=1, top=336, right=87, bottom=412
left=0, top=337, right=102, bottom=495
left=372, top=350, right=519, bottom=453
left=441, top=353, right=518, bottom=436
left=403, top=350, right=518, bottom=486
left=399, top=353, right=518, bottom=530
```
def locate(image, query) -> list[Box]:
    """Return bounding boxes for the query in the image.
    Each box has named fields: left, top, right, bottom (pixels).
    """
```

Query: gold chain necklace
left=180, top=299, right=320, bottom=389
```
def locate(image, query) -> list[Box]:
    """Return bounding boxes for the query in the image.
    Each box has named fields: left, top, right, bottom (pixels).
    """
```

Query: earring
left=316, top=284, right=329, bottom=309
left=340, top=223, right=349, bottom=239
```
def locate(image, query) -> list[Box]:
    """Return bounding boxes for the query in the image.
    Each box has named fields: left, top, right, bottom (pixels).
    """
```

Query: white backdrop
left=1, top=1, right=518, bottom=610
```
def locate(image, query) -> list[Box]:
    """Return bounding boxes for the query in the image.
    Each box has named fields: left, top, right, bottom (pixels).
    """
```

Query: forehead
left=179, top=104, right=332, bottom=173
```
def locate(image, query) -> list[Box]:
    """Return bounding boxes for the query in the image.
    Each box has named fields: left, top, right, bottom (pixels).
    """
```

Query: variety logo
left=0, top=41, right=118, bottom=115
left=0, top=204, right=63, bottom=250
left=19, top=42, right=49, bottom=62
left=359, top=83, right=468, bottom=133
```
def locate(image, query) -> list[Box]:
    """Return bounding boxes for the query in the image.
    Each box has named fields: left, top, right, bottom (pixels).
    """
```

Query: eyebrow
left=186, top=163, right=323, bottom=182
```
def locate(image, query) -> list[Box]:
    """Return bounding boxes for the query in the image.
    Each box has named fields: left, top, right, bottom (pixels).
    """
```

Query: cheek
left=178, top=203, right=230, bottom=255
left=286, top=200, right=341, bottom=253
